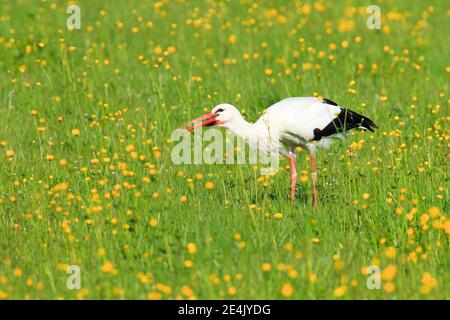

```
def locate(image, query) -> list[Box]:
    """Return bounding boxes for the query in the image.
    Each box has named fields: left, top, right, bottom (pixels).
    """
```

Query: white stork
left=179, top=97, right=377, bottom=207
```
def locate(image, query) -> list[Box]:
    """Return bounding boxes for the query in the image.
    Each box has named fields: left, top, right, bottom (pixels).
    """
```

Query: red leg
left=289, top=151, right=297, bottom=205
left=310, top=155, right=318, bottom=208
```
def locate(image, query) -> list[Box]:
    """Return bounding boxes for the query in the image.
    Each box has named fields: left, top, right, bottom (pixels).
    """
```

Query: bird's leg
left=289, top=151, right=297, bottom=205
left=310, top=155, right=318, bottom=208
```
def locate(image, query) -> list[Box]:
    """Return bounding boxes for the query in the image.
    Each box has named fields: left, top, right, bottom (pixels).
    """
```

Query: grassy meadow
left=0, top=0, right=448, bottom=299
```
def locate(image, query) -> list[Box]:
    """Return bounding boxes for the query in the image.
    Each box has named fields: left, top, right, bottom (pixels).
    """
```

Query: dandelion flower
left=101, top=261, right=114, bottom=273
left=262, top=263, right=271, bottom=272
left=383, top=282, right=395, bottom=293
left=205, top=182, right=214, bottom=190
left=227, top=286, right=237, bottom=295
left=381, top=264, right=397, bottom=281
left=333, top=285, right=347, bottom=297
left=384, top=247, right=396, bottom=259
left=281, top=283, right=293, bottom=297
left=228, top=34, right=237, bottom=44
left=148, top=218, right=158, bottom=227
left=187, top=243, right=197, bottom=254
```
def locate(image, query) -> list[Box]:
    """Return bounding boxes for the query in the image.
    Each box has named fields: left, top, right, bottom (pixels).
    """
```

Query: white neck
left=224, top=116, right=255, bottom=139
left=224, top=115, right=279, bottom=155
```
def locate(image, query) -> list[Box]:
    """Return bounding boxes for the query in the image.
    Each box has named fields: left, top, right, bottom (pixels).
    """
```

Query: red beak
left=178, top=112, right=223, bottom=132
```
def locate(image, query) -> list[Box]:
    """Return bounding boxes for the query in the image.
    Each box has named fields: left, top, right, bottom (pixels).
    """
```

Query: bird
left=178, top=97, right=377, bottom=207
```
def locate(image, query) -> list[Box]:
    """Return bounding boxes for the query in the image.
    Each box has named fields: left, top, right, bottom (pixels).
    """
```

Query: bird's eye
left=215, top=108, right=224, bottom=114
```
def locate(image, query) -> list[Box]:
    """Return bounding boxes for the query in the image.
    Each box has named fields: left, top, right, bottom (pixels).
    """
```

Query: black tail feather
left=346, top=108, right=378, bottom=132
left=313, top=107, right=378, bottom=141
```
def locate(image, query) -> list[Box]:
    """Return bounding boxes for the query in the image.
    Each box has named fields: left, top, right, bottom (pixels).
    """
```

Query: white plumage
left=255, top=97, right=343, bottom=155
left=180, top=96, right=377, bottom=207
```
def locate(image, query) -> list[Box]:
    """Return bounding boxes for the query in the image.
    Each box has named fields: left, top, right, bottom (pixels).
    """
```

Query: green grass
left=0, top=0, right=448, bottom=299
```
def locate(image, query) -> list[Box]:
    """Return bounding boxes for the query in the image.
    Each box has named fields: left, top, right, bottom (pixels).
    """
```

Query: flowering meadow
left=0, top=0, right=448, bottom=299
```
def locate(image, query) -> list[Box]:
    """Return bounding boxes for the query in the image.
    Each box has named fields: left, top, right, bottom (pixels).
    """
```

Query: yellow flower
left=98, top=248, right=106, bottom=257
left=408, top=252, right=418, bottom=263
left=46, top=154, right=54, bottom=161
left=14, top=268, right=22, bottom=277
left=281, top=283, right=293, bottom=297
left=76, top=288, right=89, bottom=300
left=195, top=173, right=203, bottom=180
left=71, top=129, right=80, bottom=137
left=333, top=285, right=347, bottom=297
left=381, top=264, right=397, bottom=281
left=362, top=193, right=370, bottom=200
left=384, top=247, right=396, bottom=258
left=5, top=150, right=14, bottom=157
left=147, top=292, right=161, bottom=300
left=113, top=287, right=124, bottom=296
left=56, top=263, right=69, bottom=271
left=184, top=259, right=193, bottom=268
left=205, top=182, right=214, bottom=190
left=444, top=220, right=450, bottom=234
left=334, top=259, right=345, bottom=271
left=262, top=263, right=272, bottom=272
left=228, top=34, right=237, bottom=44
left=148, top=218, right=158, bottom=227
left=180, top=195, right=187, bottom=202
left=277, top=15, right=287, bottom=24
left=264, top=69, right=273, bottom=76
left=187, top=243, right=197, bottom=254
left=420, top=272, right=438, bottom=294
left=228, top=286, right=237, bottom=295
left=138, top=272, right=152, bottom=284
left=329, top=43, right=337, bottom=50
left=384, top=282, right=395, bottom=293
left=312, top=238, right=320, bottom=244
left=181, top=285, right=193, bottom=297
left=101, top=261, right=115, bottom=273
left=53, top=182, right=69, bottom=191
left=428, top=207, right=440, bottom=217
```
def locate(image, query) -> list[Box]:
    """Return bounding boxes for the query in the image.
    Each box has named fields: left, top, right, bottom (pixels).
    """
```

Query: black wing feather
left=313, top=99, right=378, bottom=141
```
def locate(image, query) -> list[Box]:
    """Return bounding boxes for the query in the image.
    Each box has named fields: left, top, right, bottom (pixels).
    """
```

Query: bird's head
left=178, top=103, right=242, bottom=132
